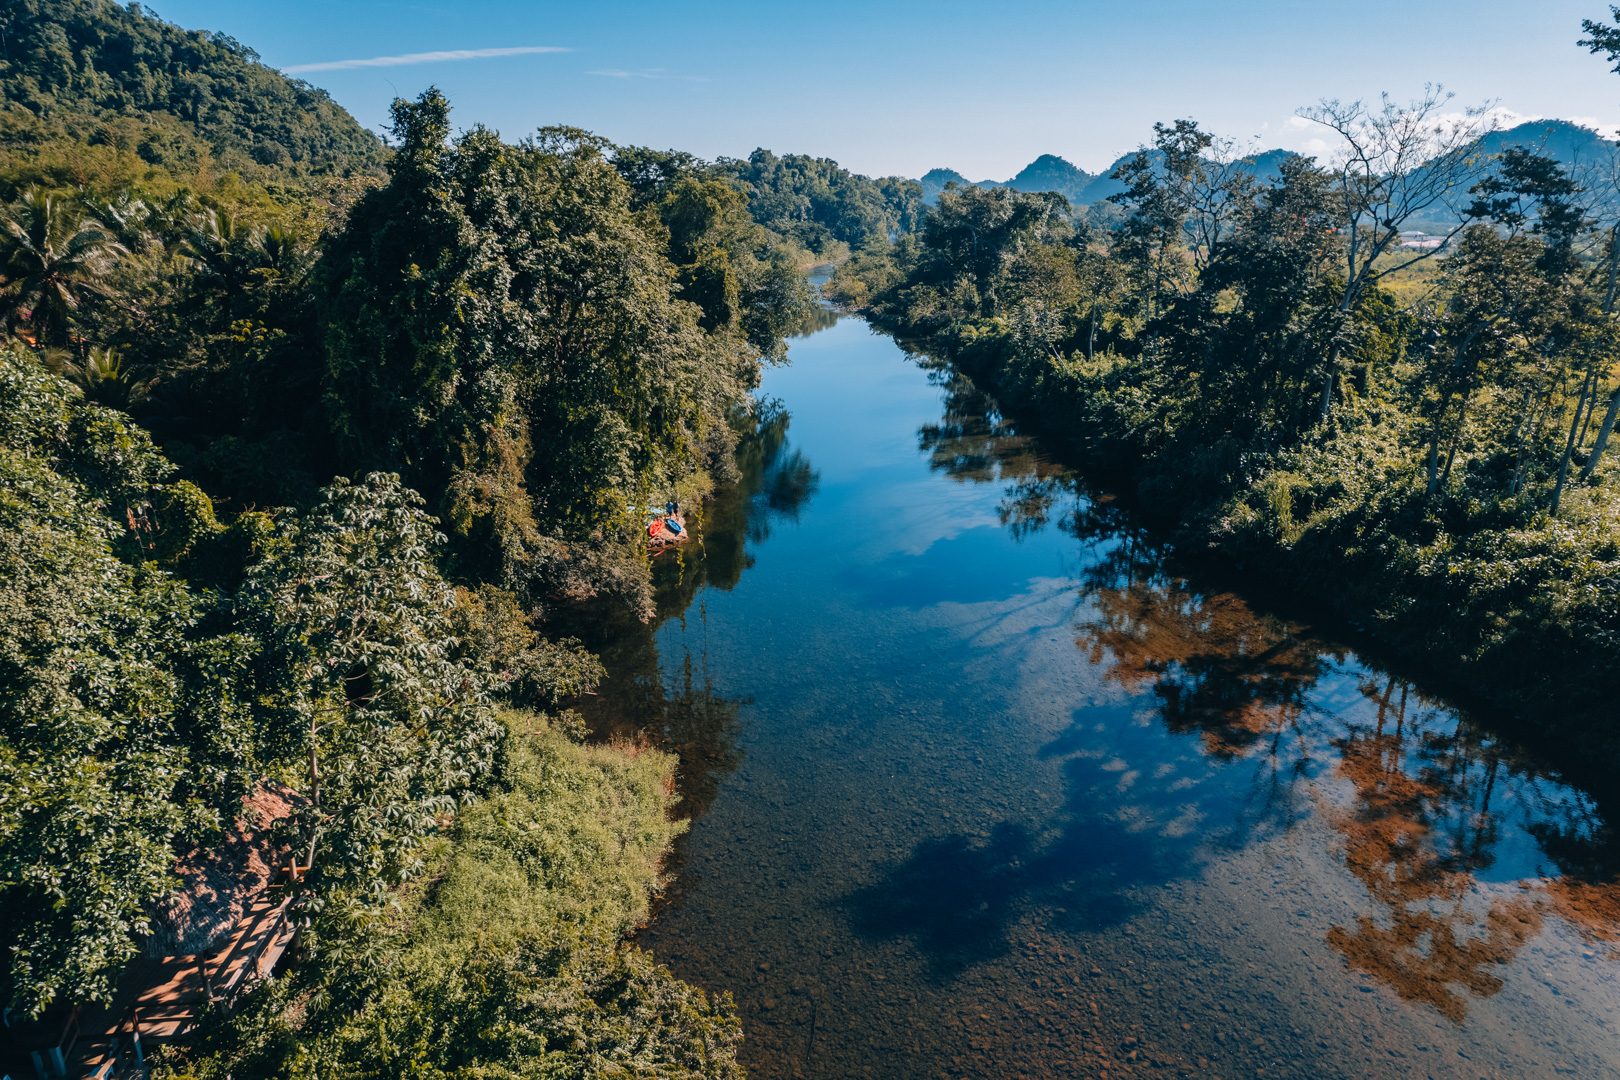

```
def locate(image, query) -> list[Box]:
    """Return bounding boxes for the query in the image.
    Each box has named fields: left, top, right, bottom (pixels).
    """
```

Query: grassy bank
left=158, top=713, right=742, bottom=1078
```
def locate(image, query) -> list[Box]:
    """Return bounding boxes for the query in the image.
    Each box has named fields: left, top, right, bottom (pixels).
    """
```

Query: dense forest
left=833, top=75, right=1620, bottom=774
left=0, top=1, right=911, bottom=1074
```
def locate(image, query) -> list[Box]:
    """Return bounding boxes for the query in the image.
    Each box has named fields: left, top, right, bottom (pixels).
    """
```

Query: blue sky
left=152, top=0, right=1620, bottom=179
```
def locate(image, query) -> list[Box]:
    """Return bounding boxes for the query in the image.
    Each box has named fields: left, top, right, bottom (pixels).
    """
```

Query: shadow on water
left=845, top=367, right=1620, bottom=1023
left=841, top=543, right=1318, bottom=984
left=844, top=738, right=1221, bottom=984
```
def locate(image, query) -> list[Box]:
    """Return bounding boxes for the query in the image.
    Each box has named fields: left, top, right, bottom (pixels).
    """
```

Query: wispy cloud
left=587, top=68, right=709, bottom=83
left=285, top=46, right=569, bottom=74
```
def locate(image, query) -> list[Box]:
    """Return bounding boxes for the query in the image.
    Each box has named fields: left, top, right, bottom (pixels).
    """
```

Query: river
left=583, top=310, right=1620, bottom=1079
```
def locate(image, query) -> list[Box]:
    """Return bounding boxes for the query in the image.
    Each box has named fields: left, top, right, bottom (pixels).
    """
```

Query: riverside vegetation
left=6, top=0, right=1620, bottom=1074
left=831, top=72, right=1620, bottom=783
left=0, top=1, right=916, bottom=1074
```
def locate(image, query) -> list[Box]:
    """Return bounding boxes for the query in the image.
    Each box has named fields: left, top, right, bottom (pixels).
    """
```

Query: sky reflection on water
left=585, top=315, right=1620, bottom=1079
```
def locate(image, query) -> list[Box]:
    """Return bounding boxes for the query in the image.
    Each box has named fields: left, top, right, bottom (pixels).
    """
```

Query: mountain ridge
left=921, top=119, right=1619, bottom=218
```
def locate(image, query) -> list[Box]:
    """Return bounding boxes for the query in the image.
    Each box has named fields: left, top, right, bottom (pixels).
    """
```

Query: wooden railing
left=202, top=895, right=295, bottom=1007
left=30, top=1005, right=79, bottom=1077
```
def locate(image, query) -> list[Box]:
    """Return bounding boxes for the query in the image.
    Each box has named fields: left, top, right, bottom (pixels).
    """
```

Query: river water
left=585, top=311, right=1620, bottom=1078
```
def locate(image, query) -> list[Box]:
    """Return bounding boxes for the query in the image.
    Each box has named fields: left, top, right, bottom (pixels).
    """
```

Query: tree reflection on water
left=1322, top=675, right=1544, bottom=1021
left=578, top=398, right=820, bottom=821
left=849, top=367, right=1620, bottom=1021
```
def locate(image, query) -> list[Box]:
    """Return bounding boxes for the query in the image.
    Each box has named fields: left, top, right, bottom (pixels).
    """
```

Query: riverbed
left=586, top=311, right=1620, bottom=1078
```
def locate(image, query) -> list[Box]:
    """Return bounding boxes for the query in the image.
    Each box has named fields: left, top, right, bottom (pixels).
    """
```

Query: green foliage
left=0, top=164, right=335, bottom=503
left=825, top=241, right=906, bottom=308
left=160, top=715, right=742, bottom=1079
left=0, top=0, right=385, bottom=177
left=0, top=188, right=128, bottom=345
left=240, top=472, right=504, bottom=914
left=720, top=148, right=921, bottom=255
left=0, top=345, right=254, bottom=1015
left=655, top=174, right=815, bottom=357
left=0, top=349, right=715, bottom=1077
left=451, top=583, right=606, bottom=712
left=315, top=93, right=786, bottom=609
left=0, top=4, right=858, bottom=1063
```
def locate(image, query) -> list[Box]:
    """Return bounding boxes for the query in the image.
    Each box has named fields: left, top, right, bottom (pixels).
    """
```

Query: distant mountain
left=920, top=120, right=1620, bottom=229
left=1074, top=154, right=1134, bottom=205
left=920, top=167, right=973, bottom=203
left=1237, top=148, right=1297, bottom=185
left=922, top=156, right=1097, bottom=206
left=922, top=147, right=1300, bottom=209
left=1001, top=154, right=1095, bottom=204
left=1474, top=119, right=1614, bottom=169
left=1403, top=119, right=1619, bottom=233
left=0, top=0, right=386, bottom=176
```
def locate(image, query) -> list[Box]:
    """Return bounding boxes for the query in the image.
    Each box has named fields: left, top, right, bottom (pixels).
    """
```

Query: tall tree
left=1576, top=12, right=1620, bottom=482
left=1299, top=87, right=1494, bottom=421
left=1106, top=119, right=1249, bottom=327
left=241, top=473, right=503, bottom=918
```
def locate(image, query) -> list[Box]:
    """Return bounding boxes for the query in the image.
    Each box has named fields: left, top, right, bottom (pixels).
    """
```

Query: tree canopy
left=0, top=0, right=386, bottom=177
left=834, top=105, right=1620, bottom=733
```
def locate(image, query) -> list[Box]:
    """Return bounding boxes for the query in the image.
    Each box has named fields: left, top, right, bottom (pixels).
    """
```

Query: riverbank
left=155, top=712, right=742, bottom=1077
left=593, top=311, right=1620, bottom=1079
left=843, top=303, right=1620, bottom=799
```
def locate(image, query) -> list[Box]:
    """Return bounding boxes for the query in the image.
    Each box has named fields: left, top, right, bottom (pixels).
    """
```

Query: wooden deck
left=64, top=892, right=295, bottom=1077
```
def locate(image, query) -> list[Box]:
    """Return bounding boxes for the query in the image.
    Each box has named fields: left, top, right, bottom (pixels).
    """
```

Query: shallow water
left=587, top=314, right=1620, bottom=1079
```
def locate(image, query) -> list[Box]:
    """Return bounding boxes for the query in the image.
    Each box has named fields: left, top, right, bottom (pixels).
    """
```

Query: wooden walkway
left=68, top=892, right=295, bottom=1076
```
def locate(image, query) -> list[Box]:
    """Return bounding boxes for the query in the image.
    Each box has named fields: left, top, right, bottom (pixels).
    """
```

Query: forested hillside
left=0, top=0, right=386, bottom=177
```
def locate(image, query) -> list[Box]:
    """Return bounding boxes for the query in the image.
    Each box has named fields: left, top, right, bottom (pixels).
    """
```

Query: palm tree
left=181, top=207, right=257, bottom=320
left=254, top=225, right=311, bottom=284
left=84, top=191, right=156, bottom=256
left=182, top=210, right=311, bottom=319
left=47, top=345, right=152, bottom=410
left=0, top=189, right=128, bottom=347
